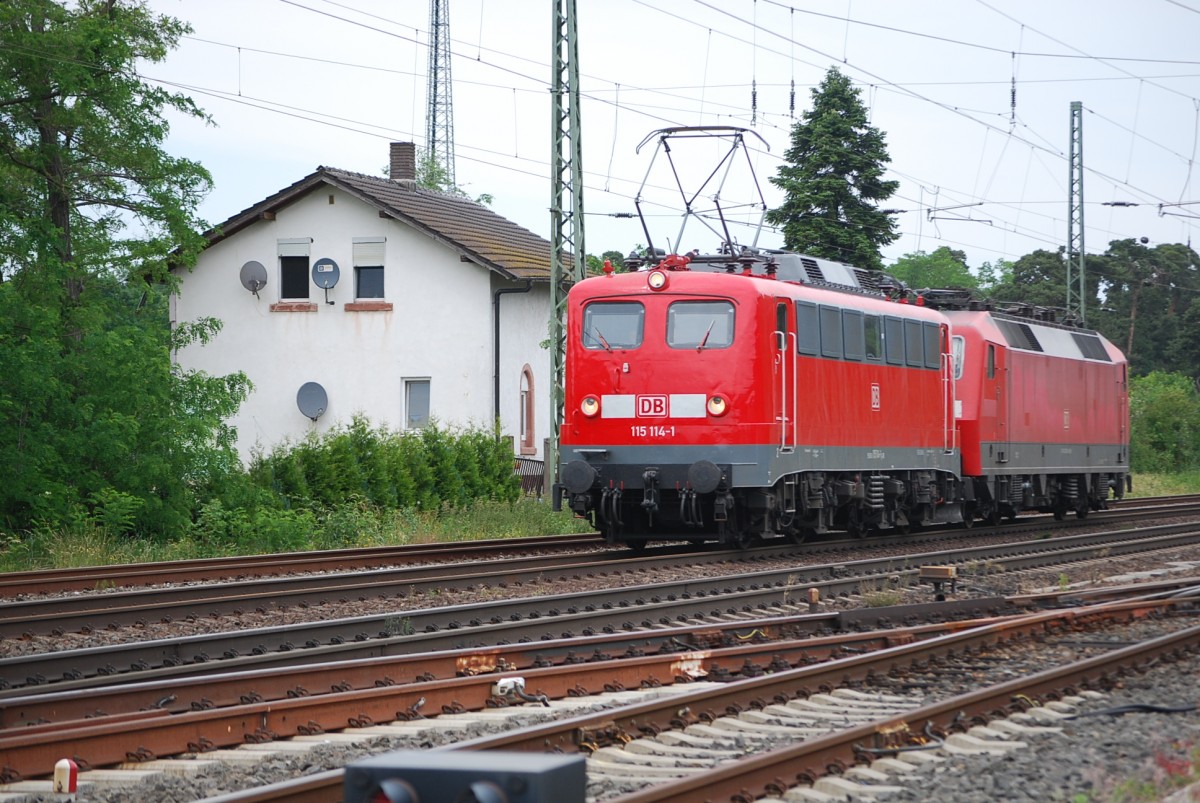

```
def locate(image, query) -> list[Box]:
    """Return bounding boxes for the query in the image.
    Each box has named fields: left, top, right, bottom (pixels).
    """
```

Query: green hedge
left=248, top=417, right=521, bottom=512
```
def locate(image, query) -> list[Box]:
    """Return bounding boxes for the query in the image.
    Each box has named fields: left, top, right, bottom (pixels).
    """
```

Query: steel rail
left=0, top=607, right=1026, bottom=730
left=0, top=533, right=607, bottom=597
left=3, top=498, right=1195, bottom=601
left=5, top=504, right=1197, bottom=639
left=196, top=598, right=1199, bottom=802
left=4, top=521, right=1199, bottom=693
left=0, top=598, right=1181, bottom=785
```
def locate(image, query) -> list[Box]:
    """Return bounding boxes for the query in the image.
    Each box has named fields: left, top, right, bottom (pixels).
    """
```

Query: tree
left=1089, top=238, right=1199, bottom=375
left=1129, top=372, right=1200, bottom=473
left=985, top=247, right=1099, bottom=316
left=411, top=151, right=492, bottom=206
left=975, top=258, right=1013, bottom=292
left=0, top=0, right=247, bottom=535
left=766, top=67, right=900, bottom=271
left=887, top=247, right=977, bottom=290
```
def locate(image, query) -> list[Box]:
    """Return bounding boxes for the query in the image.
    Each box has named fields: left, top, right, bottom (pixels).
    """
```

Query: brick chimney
left=389, top=142, right=417, bottom=184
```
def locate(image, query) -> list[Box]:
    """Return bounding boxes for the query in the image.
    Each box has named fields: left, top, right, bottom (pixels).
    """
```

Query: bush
left=1130, top=372, right=1200, bottom=473
left=248, top=418, right=521, bottom=514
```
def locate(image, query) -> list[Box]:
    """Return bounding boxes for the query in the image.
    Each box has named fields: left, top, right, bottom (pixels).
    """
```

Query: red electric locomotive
left=938, top=296, right=1129, bottom=522
left=556, top=251, right=964, bottom=547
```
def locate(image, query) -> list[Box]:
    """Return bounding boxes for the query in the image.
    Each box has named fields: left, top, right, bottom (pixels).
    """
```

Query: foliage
left=250, top=418, right=520, bottom=514
left=887, top=247, right=978, bottom=290
left=412, top=150, right=493, bottom=205
left=1128, top=372, right=1200, bottom=473
left=985, top=247, right=1093, bottom=313
left=974, top=258, right=1013, bottom=292
left=1127, top=470, right=1200, bottom=498
left=1088, top=239, right=1200, bottom=377
left=0, top=0, right=249, bottom=535
left=767, top=67, right=899, bottom=271
left=0, top=496, right=593, bottom=572
left=586, top=251, right=628, bottom=275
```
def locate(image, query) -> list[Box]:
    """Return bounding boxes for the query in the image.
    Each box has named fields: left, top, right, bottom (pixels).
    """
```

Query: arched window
left=520, top=366, right=535, bottom=454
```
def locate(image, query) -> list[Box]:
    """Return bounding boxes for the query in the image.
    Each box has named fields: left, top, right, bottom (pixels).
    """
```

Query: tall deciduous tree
left=0, top=0, right=248, bottom=535
left=767, top=67, right=899, bottom=271
left=887, top=247, right=977, bottom=291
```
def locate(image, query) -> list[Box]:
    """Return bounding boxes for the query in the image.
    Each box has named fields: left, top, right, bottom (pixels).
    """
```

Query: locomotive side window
left=864, top=315, right=882, bottom=361
left=583, top=302, right=644, bottom=350
left=819, top=305, right=842, bottom=358
left=987, top=344, right=996, bottom=379
left=884, top=317, right=905, bottom=365
left=796, top=301, right=819, bottom=356
left=775, top=303, right=788, bottom=349
left=667, top=300, right=734, bottom=349
left=922, top=323, right=941, bottom=370
left=904, top=320, right=924, bottom=368
left=951, top=336, right=965, bottom=379
left=843, top=310, right=864, bottom=361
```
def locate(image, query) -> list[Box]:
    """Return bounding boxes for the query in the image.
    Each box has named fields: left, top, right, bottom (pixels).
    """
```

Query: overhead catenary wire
left=31, top=0, right=1196, bottom=265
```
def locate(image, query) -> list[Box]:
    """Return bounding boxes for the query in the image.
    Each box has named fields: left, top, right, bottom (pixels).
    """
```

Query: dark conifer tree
left=767, top=67, right=899, bottom=271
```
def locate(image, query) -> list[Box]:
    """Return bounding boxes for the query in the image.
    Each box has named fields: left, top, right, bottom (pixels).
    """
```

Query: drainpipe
left=494, top=280, right=534, bottom=423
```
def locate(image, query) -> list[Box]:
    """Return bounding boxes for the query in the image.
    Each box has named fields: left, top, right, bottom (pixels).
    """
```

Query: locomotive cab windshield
left=667, top=300, right=735, bottom=350
left=583, top=302, right=643, bottom=350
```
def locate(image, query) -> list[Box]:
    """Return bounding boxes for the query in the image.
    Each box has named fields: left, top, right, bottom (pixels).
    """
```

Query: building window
left=405, top=379, right=430, bottom=429
left=353, top=237, right=386, bottom=299
left=520, top=366, right=535, bottom=454
left=278, top=238, right=311, bottom=300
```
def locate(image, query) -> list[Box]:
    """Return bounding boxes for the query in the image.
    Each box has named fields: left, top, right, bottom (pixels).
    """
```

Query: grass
left=0, top=498, right=595, bottom=573
left=1127, top=470, right=1200, bottom=497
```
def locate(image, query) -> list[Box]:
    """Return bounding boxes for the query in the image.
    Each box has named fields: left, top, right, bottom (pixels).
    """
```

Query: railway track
left=4, top=517, right=1200, bottom=692
left=4, top=496, right=1195, bottom=600
left=2, top=501, right=1198, bottom=800
left=19, top=593, right=1187, bottom=803
left=0, top=533, right=608, bottom=598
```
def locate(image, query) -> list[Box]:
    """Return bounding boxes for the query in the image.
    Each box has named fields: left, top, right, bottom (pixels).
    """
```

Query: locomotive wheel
left=1075, top=505, right=1089, bottom=520
left=961, top=502, right=976, bottom=529
left=786, top=529, right=809, bottom=545
left=1052, top=503, right=1068, bottom=522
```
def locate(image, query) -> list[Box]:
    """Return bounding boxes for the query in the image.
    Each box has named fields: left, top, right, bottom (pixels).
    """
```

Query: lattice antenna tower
left=549, top=0, right=586, bottom=489
left=426, top=0, right=456, bottom=188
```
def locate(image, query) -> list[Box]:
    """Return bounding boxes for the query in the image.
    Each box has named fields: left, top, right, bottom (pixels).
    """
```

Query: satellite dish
left=312, top=258, right=340, bottom=289
left=297, top=382, right=328, bottom=421
left=312, top=258, right=340, bottom=305
left=239, top=261, right=267, bottom=298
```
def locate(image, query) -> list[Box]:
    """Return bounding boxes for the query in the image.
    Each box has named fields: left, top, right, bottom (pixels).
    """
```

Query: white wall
left=172, top=183, right=550, bottom=463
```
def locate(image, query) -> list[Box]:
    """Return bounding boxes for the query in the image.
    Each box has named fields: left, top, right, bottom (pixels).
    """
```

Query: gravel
left=877, top=642, right=1200, bottom=802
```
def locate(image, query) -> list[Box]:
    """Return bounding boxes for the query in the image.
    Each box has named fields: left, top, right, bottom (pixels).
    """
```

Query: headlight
left=647, top=270, right=668, bottom=290
left=581, top=396, right=600, bottom=417
left=707, top=395, right=728, bottom=416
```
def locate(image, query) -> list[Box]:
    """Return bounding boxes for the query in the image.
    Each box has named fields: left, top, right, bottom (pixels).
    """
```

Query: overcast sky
left=144, top=0, right=1200, bottom=272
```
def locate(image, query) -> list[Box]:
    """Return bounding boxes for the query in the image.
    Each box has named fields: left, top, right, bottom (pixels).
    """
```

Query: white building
left=171, top=142, right=552, bottom=464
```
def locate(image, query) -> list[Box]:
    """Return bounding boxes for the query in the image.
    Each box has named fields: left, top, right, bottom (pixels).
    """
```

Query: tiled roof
left=204, top=167, right=552, bottom=281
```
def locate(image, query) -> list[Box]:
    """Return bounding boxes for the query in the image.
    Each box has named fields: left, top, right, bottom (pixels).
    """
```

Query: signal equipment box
left=343, top=750, right=586, bottom=803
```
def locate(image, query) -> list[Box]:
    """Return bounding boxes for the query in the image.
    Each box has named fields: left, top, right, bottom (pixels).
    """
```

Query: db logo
left=637, top=395, right=668, bottom=417
left=870, top=383, right=881, bottom=410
